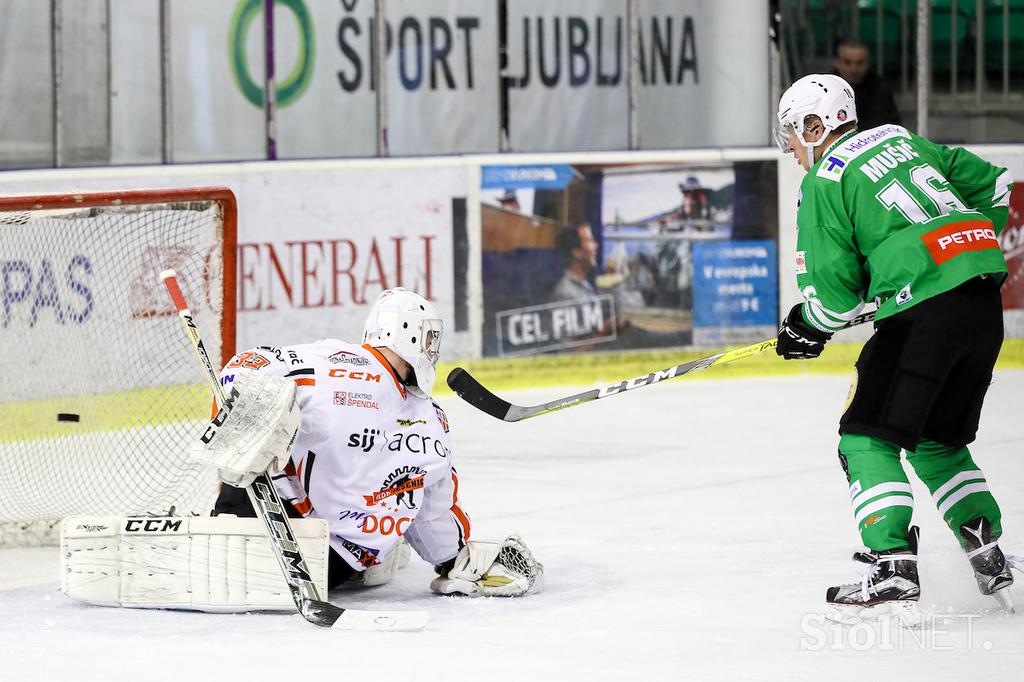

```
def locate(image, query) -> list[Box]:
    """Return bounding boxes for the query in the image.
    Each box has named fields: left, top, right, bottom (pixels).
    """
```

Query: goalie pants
left=213, top=484, right=357, bottom=587
left=836, top=276, right=1004, bottom=553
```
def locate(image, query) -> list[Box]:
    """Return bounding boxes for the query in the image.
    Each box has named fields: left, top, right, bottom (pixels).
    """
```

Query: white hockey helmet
left=774, top=74, right=857, bottom=158
left=362, top=287, right=443, bottom=398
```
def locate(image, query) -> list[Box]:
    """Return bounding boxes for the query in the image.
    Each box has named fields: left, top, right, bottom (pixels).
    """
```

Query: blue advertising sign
left=692, top=240, right=777, bottom=344
left=480, top=164, right=578, bottom=190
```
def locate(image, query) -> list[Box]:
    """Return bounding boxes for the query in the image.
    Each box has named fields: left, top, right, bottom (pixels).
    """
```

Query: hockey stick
left=161, top=270, right=428, bottom=631
left=448, top=311, right=876, bottom=422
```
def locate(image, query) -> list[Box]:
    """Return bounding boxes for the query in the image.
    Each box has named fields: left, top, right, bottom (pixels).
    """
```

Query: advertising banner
left=232, top=164, right=466, bottom=351
left=160, top=0, right=500, bottom=161
left=480, top=157, right=778, bottom=356
left=504, top=0, right=628, bottom=151
left=635, top=0, right=770, bottom=149
left=998, top=183, right=1024, bottom=337
left=503, top=0, right=770, bottom=152
left=0, top=161, right=470, bottom=357
left=691, top=240, right=778, bottom=345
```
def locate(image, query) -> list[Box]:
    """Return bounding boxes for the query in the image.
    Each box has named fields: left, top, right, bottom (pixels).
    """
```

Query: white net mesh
left=0, top=190, right=234, bottom=546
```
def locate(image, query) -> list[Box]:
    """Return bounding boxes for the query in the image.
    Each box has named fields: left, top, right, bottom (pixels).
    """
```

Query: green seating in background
left=984, top=0, right=1024, bottom=77
left=927, top=0, right=974, bottom=76
left=856, top=2, right=904, bottom=75
left=789, top=0, right=1022, bottom=86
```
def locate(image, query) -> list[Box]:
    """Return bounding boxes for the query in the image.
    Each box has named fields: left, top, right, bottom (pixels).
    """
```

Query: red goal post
left=0, top=187, right=237, bottom=546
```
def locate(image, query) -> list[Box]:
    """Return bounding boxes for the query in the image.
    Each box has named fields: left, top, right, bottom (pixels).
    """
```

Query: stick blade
left=300, top=599, right=429, bottom=631
left=333, top=608, right=430, bottom=632
left=446, top=368, right=512, bottom=421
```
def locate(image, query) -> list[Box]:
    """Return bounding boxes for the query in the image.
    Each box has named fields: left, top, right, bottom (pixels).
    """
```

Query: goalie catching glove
left=190, top=368, right=301, bottom=488
left=430, top=535, right=544, bottom=597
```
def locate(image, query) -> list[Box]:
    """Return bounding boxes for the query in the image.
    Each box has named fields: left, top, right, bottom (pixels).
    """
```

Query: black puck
left=57, top=413, right=80, bottom=422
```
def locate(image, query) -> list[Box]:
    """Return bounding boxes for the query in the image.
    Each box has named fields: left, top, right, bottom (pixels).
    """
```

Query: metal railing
left=778, top=0, right=1024, bottom=142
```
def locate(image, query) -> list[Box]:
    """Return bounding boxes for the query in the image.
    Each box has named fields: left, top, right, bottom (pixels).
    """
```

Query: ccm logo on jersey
left=922, top=220, right=999, bottom=265
left=328, top=368, right=382, bottom=382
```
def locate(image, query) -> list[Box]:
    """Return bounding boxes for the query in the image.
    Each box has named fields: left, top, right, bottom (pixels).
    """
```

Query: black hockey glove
left=776, top=303, right=832, bottom=360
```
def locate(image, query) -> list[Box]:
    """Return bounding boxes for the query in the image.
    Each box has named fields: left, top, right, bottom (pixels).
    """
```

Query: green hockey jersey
left=794, top=124, right=1013, bottom=332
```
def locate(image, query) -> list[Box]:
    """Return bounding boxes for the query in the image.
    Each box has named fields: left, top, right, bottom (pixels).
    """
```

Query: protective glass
left=421, top=319, right=443, bottom=365
left=772, top=119, right=796, bottom=153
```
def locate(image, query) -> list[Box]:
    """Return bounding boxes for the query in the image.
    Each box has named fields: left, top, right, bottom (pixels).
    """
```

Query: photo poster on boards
left=982, top=153, right=1024, bottom=338
left=479, top=159, right=779, bottom=357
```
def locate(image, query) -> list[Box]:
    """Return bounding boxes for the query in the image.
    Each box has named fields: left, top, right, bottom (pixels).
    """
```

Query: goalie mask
left=774, top=74, right=857, bottom=161
left=363, top=288, right=443, bottom=398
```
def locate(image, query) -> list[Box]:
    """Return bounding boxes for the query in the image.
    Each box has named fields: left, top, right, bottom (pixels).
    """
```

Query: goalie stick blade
left=333, top=608, right=430, bottom=632
left=447, top=368, right=512, bottom=421
left=299, top=599, right=429, bottom=631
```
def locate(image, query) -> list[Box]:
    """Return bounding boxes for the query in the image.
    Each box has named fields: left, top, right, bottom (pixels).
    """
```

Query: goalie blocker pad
left=60, top=515, right=329, bottom=613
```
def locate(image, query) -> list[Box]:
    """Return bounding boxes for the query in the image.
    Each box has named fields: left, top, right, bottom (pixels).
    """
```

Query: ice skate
left=959, top=517, right=1017, bottom=612
left=825, top=526, right=922, bottom=626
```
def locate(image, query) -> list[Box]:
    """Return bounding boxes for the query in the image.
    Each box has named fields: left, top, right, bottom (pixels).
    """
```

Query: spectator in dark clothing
left=833, top=38, right=901, bottom=130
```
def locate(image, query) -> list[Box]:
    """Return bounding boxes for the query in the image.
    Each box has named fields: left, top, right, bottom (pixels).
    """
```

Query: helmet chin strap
left=801, top=122, right=833, bottom=167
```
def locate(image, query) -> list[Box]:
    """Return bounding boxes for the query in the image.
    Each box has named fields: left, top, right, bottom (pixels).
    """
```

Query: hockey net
left=0, top=188, right=236, bottom=547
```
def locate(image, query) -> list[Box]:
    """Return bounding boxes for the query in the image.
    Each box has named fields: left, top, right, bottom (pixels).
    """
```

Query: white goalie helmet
left=362, top=287, right=443, bottom=398
left=774, top=73, right=857, bottom=157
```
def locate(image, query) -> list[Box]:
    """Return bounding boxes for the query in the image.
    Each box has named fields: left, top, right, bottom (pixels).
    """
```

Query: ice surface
left=3, top=372, right=1024, bottom=681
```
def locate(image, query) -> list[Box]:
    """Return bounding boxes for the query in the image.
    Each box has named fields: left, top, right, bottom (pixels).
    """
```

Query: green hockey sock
left=906, top=440, right=1002, bottom=548
left=838, top=433, right=914, bottom=552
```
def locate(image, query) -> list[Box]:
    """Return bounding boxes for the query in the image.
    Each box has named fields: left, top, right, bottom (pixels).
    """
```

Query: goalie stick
left=161, top=270, right=428, bottom=631
left=448, top=311, right=875, bottom=422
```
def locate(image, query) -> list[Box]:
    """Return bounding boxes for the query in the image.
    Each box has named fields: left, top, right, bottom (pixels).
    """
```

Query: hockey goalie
left=61, top=288, right=543, bottom=614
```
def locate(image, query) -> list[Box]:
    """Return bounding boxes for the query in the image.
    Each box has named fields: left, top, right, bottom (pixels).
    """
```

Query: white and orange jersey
left=219, top=340, right=470, bottom=572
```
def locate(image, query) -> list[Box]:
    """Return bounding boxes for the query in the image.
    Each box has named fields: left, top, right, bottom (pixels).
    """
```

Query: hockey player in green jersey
left=773, top=73, right=1019, bottom=622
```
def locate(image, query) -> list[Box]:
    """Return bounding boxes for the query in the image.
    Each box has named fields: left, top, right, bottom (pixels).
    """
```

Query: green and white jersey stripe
left=849, top=480, right=914, bottom=525
left=931, top=470, right=990, bottom=518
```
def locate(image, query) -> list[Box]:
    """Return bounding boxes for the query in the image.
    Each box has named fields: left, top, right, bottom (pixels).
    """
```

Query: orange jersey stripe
left=450, top=471, right=470, bottom=540
left=293, top=378, right=316, bottom=387
left=363, top=344, right=408, bottom=399
left=452, top=504, right=471, bottom=542
left=293, top=497, right=313, bottom=516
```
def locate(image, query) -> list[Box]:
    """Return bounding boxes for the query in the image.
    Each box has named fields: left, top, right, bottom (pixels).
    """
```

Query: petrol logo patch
left=921, top=220, right=999, bottom=265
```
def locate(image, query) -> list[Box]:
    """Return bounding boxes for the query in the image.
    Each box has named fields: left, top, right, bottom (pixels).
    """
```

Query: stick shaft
left=448, top=311, right=875, bottom=422
left=160, top=270, right=334, bottom=620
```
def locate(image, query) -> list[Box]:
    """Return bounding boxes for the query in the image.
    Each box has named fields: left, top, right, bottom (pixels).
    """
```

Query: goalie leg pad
left=60, top=515, right=329, bottom=613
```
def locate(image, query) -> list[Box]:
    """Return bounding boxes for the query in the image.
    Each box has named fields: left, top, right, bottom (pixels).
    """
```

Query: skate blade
left=992, top=587, right=1015, bottom=613
left=825, top=600, right=923, bottom=627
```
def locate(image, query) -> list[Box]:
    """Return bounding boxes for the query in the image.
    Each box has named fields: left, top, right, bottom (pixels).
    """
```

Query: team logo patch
left=816, top=153, right=849, bottom=182
left=365, top=466, right=426, bottom=511
left=329, top=350, right=370, bottom=366
left=795, top=251, right=807, bottom=275
left=396, top=418, right=427, bottom=427
left=824, top=154, right=847, bottom=172
left=337, top=537, right=380, bottom=568
left=843, top=368, right=858, bottom=417
left=895, top=284, right=913, bottom=306
left=837, top=108, right=848, bottom=122
left=921, top=220, right=999, bottom=265
left=848, top=480, right=862, bottom=501
left=334, top=391, right=379, bottom=410
left=434, top=404, right=449, bottom=433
